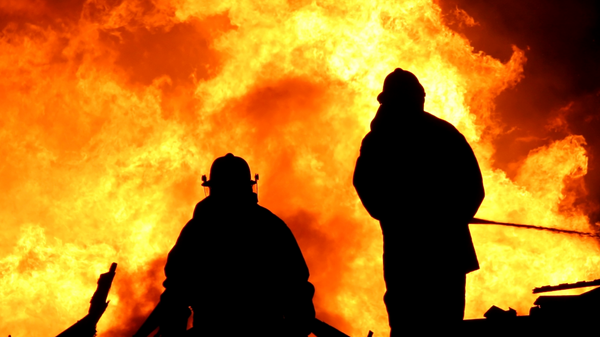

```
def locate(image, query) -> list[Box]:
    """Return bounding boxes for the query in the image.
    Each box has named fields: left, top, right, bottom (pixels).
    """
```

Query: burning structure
left=1, top=0, right=599, bottom=336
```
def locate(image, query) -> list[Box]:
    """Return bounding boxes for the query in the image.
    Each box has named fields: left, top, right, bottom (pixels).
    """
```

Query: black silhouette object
left=56, top=263, right=117, bottom=337
left=134, top=154, right=315, bottom=337
left=353, top=69, right=485, bottom=335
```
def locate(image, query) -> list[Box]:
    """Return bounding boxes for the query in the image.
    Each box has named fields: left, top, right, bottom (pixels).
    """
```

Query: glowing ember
left=0, top=0, right=598, bottom=336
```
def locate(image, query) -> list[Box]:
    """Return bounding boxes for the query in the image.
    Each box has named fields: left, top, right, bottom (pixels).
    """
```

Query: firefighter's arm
left=445, top=134, right=485, bottom=222
left=353, top=134, right=386, bottom=220
left=278, top=223, right=316, bottom=336
left=459, top=135, right=485, bottom=219
left=132, top=292, right=191, bottom=337
left=133, top=221, right=195, bottom=336
left=160, top=221, right=195, bottom=331
left=132, top=301, right=165, bottom=337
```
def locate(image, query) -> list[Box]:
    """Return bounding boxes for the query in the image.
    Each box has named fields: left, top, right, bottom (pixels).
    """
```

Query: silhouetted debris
left=530, top=286, right=600, bottom=319
left=312, top=318, right=351, bottom=337
left=312, top=319, right=374, bottom=337
left=56, top=263, right=117, bottom=337
left=533, top=278, right=600, bottom=293
left=151, top=318, right=364, bottom=337
left=463, top=280, right=600, bottom=336
left=483, top=306, right=517, bottom=319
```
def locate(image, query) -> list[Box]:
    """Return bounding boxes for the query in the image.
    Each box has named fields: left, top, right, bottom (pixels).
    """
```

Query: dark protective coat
left=353, top=105, right=484, bottom=275
left=161, top=193, right=315, bottom=336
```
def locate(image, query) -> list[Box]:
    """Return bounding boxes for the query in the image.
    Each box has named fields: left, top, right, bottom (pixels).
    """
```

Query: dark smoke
left=438, top=0, right=600, bottom=225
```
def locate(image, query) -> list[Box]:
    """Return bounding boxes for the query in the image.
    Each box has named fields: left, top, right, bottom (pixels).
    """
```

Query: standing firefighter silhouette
left=353, top=69, right=485, bottom=335
left=134, top=153, right=316, bottom=337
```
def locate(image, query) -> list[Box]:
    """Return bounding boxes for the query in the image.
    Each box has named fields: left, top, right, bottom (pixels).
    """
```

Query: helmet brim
left=202, top=180, right=257, bottom=187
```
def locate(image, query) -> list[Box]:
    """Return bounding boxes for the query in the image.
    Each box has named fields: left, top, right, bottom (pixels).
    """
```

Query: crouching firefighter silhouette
left=133, top=153, right=316, bottom=337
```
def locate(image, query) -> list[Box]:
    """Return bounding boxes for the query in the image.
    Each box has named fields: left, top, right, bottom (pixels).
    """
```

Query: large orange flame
left=1, top=0, right=598, bottom=336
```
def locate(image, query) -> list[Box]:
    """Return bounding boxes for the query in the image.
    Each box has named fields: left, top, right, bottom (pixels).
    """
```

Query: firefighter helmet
left=377, top=68, right=426, bottom=105
left=202, top=153, right=257, bottom=188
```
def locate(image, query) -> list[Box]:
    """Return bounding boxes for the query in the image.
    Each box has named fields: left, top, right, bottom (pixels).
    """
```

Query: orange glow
left=1, top=0, right=598, bottom=336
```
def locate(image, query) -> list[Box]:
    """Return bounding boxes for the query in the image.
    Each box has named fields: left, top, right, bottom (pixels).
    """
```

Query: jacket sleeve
left=146, top=219, right=196, bottom=335
left=444, top=134, right=485, bottom=223
left=461, top=135, right=485, bottom=220
left=162, top=219, right=196, bottom=304
left=277, top=220, right=316, bottom=336
left=353, top=132, right=385, bottom=220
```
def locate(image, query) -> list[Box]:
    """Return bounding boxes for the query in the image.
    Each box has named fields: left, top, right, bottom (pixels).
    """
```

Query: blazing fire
left=1, top=0, right=598, bottom=336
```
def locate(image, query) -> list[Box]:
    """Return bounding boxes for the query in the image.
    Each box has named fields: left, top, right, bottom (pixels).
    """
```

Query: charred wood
left=55, top=263, right=117, bottom=337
